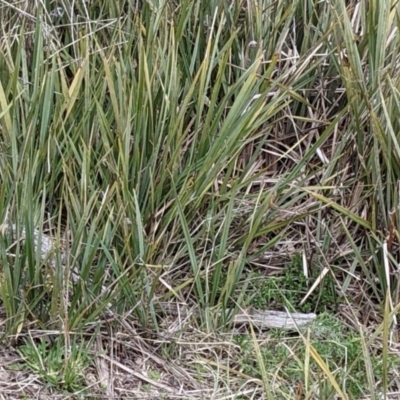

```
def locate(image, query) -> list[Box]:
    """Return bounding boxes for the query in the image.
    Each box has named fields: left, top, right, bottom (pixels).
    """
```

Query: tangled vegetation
left=0, top=0, right=399, bottom=398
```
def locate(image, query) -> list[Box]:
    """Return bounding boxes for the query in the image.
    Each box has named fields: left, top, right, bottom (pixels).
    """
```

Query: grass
left=0, top=0, right=399, bottom=398
left=232, top=312, right=400, bottom=398
left=247, top=253, right=337, bottom=314
left=16, top=335, right=92, bottom=393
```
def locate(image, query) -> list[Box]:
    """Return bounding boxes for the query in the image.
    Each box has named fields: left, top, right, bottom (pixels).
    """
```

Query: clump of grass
left=15, top=335, right=92, bottom=393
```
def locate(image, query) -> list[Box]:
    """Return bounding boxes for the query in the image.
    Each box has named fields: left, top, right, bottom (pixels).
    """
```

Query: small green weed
left=249, top=254, right=337, bottom=313
left=17, top=335, right=92, bottom=392
left=148, top=370, right=161, bottom=380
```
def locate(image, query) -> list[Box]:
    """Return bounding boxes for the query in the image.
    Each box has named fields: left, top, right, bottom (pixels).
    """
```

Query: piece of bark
left=233, top=308, right=316, bottom=329
left=158, top=303, right=316, bottom=330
